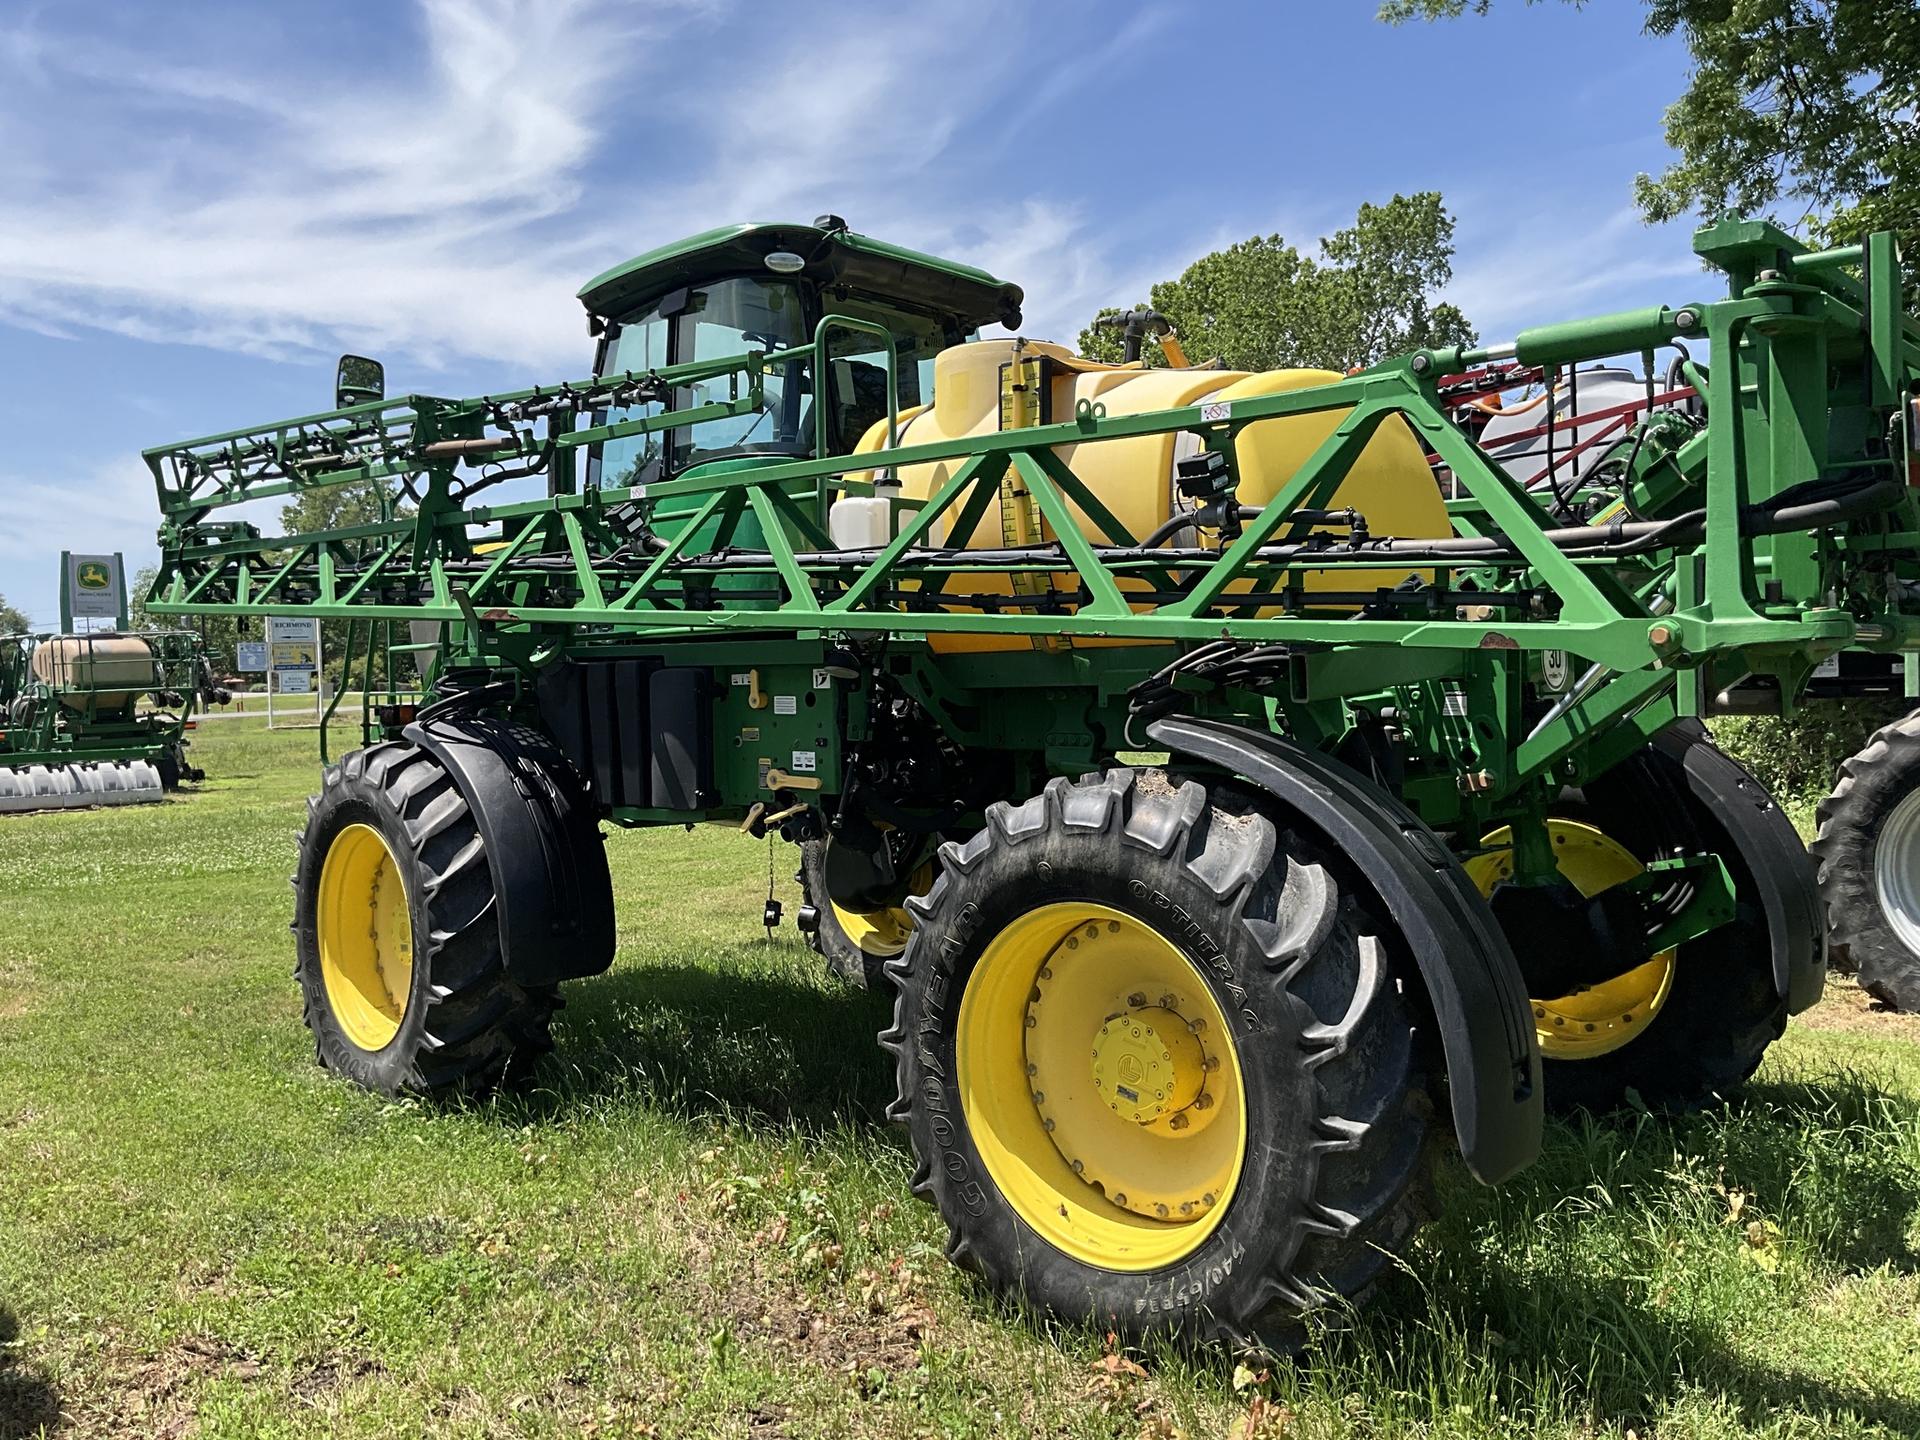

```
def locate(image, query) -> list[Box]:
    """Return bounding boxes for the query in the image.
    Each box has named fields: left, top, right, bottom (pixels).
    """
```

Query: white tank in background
left=1478, top=365, right=1650, bottom=489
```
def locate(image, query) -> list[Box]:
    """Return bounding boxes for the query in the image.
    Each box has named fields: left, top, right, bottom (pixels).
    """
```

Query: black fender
left=1638, top=721, right=1825, bottom=1012
left=404, top=713, right=616, bottom=987
left=1149, top=716, right=1542, bottom=1184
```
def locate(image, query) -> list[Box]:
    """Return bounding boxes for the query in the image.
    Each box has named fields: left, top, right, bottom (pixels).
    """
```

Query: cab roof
left=576, top=220, right=1024, bottom=331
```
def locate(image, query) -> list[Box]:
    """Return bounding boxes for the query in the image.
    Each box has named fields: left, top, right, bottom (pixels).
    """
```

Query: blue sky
left=0, top=0, right=1712, bottom=628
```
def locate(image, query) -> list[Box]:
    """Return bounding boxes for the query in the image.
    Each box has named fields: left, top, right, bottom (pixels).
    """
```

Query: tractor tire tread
left=1812, top=711, right=1920, bottom=1010
left=886, top=767, right=1433, bottom=1350
left=295, top=740, right=555, bottom=1099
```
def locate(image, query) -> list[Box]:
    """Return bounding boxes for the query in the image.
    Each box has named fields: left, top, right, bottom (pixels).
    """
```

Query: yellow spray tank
left=839, top=338, right=1452, bottom=652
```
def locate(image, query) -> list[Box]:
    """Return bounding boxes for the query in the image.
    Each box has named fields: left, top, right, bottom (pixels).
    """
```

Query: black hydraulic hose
left=414, top=679, right=515, bottom=725
left=1135, top=504, right=1354, bottom=550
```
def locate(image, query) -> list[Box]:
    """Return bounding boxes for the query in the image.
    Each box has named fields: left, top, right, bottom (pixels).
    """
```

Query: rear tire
left=1473, top=731, right=1789, bottom=1114
left=1812, top=711, right=1920, bottom=1011
left=293, top=742, right=556, bottom=1098
left=799, top=838, right=929, bottom=991
left=798, top=839, right=893, bottom=990
left=884, top=768, right=1433, bottom=1349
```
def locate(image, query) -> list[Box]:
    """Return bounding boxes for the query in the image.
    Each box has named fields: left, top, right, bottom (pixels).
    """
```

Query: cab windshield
left=592, top=277, right=960, bottom=489
left=597, top=276, right=808, bottom=489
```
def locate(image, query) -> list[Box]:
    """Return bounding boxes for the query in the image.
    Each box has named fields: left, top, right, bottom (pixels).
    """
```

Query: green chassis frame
left=143, top=219, right=1920, bottom=859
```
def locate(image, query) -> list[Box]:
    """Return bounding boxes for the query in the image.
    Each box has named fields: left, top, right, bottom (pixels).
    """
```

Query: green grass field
left=2, top=720, right=1918, bottom=1439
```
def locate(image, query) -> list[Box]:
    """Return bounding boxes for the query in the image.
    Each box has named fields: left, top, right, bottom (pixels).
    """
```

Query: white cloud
left=0, top=0, right=668, bottom=371
left=0, top=0, right=1180, bottom=375
left=0, top=462, right=163, bottom=628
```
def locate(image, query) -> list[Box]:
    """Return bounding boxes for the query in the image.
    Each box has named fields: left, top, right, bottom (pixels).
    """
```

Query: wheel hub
left=1022, top=915, right=1233, bottom=1222
left=1089, top=1007, right=1206, bottom=1124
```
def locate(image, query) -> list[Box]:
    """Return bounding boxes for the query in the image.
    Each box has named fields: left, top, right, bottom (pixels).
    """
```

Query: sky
left=0, top=0, right=1713, bottom=629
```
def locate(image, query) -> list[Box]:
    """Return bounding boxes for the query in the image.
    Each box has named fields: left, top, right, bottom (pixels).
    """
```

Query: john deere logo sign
left=65, top=552, right=123, bottom=620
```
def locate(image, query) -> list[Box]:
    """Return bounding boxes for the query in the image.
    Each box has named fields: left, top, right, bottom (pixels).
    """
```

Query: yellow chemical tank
left=30, top=634, right=159, bottom=711
left=843, top=339, right=1450, bottom=652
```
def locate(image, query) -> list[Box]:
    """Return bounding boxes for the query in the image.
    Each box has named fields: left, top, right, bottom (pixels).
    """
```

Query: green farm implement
left=0, top=627, right=216, bottom=810
left=144, top=214, right=1920, bottom=1346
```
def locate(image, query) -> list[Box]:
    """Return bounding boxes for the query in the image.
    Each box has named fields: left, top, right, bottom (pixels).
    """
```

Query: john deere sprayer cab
left=145, top=215, right=1920, bottom=1348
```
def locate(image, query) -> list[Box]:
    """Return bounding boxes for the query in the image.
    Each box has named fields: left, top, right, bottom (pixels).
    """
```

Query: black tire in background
left=293, top=741, right=557, bottom=1097
left=1539, top=727, right=1790, bottom=1113
left=797, top=838, right=891, bottom=990
left=1813, top=711, right=1920, bottom=1011
left=885, top=768, right=1434, bottom=1350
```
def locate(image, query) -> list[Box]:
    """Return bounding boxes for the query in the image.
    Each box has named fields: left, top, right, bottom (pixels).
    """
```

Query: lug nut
left=1114, top=1193, right=1127, bottom=1206
left=1194, top=1093, right=1214, bottom=1110
left=1169, top=1114, right=1190, bottom=1131
left=1127, top=992, right=1147, bottom=1008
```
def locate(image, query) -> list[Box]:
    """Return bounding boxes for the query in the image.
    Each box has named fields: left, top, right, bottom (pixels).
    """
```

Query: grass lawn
left=2, top=719, right=1918, bottom=1439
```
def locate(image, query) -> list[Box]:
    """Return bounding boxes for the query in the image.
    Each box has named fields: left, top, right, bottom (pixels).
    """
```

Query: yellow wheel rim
left=832, top=863, right=932, bottom=959
left=832, top=901, right=916, bottom=958
left=317, top=822, right=415, bottom=1051
left=1463, top=820, right=1676, bottom=1061
left=955, top=902, right=1247, bottom=1272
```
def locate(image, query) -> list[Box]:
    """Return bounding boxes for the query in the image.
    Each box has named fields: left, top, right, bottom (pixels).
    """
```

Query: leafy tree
left=1078, top=193, right=1475, bottom=372
left=127, top=564, right=242, bottom=675
left=0, top=592, right=29, bottom=636
left=1380, top=1, right=1920, bottom=297
left=271, top=481, right=413, bottom=692
left=278, top=478, right=392, bottom=536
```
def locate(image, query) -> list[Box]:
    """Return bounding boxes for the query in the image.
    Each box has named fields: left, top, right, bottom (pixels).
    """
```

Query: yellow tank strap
left=997, top=346, right=1067, bottom=652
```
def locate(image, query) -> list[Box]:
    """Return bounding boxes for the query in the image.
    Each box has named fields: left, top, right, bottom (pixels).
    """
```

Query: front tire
left=884, top=769, right=1432, bottom=1349
left=293, top=742, right=556, bottom=1097
left=1813, top=711, right=1920, bottom=1011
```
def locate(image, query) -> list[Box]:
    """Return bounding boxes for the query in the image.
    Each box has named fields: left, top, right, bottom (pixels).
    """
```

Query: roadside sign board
left=278, top=672, right=313, bottom=695
left=270, top=640, right=317, bottom=671
left=267, top=616, right=320, bottom=672
left=62, top=551, right=125, bottom=624
left=236, top=642, right=268, bottom=673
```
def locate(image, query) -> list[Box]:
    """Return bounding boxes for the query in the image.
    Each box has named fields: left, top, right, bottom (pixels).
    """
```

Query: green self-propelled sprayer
left=143, top=215, right=1920, bottom=1347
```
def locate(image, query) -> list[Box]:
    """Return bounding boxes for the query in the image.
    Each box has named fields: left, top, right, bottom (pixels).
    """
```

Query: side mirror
left=335, top=354, right=385, bottom=408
